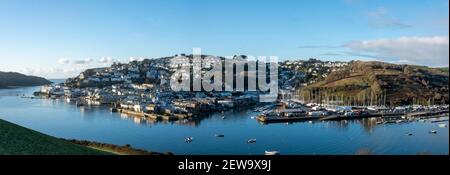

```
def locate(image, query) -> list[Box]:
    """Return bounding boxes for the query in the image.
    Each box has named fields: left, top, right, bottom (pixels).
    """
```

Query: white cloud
left=344, top=36, right=449, bottom=66
left=367, top=8, right=387, bottom=18
left=19, top=67, right=66, bottom=77
left=99, top=57, right=116, bottom=64
left=367, top=7, right=411, bottom=28
left=129, top=57, right=144, bottom=62
left=20, top=67, right=36, bottom=75
left=396, top=60, right=410, bottom=63
left=98, top=57, right=120, bottom=65
left=62, top=67, right=85, bottom=75
left=73, top=58, right=93, bottom=65
left=58, top=58, right=70, bottom=64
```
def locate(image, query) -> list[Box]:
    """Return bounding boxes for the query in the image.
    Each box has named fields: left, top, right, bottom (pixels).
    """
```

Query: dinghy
left=247, top=139, right=257, bottom=143
left=185, top=137, right=194, bottom=143
left=215, top=134, right=225, bottom=137
left=265, top=151, right=280, bottom=155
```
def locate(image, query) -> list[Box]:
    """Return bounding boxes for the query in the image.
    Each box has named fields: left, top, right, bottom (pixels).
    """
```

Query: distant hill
left=301, top=61, right=449, bottom=106
left=0, top=71, right=52, bottom=88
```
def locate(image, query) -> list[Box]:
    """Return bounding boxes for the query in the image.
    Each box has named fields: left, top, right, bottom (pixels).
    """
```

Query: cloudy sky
left=0, top=0, right=448, bottom=78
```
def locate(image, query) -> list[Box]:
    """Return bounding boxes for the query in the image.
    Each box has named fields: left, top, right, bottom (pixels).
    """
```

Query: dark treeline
left=0, top=71, right=51, bottom=88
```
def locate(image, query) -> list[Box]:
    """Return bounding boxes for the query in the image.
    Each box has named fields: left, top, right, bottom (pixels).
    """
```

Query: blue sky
left=0, top=0, right=448, bottom=78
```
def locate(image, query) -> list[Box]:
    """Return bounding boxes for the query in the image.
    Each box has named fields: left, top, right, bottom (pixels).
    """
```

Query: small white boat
left=265, top=150, right=280, bottom=155
left=438, top=124, right=447, bottom=128
left=247, top=139, right=257, bottom=143
left=185, top=137, right=194, bottom=143
left=429, top=130, right=437, bottom=134
left=250, top=116, right=256, bottom=119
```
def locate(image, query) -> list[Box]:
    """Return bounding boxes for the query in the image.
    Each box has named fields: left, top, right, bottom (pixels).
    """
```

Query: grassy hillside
left=436, top=67, right=449, bottom=73
left=0, top=71, right=52, bottom=88
left=0, top=119, right=110, bottom=155
left=65, top=139, right=171, bottom=155
left=301, top=61, right=449, bottom=106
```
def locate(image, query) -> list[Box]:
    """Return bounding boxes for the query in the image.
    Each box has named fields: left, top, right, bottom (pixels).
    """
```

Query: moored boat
left=265, top=150, right=280, bottom=155
left=185, top=137, right=194, bottom=143
left=247, top=138, right=256, bottom=143
left=76, top=101, right=84, bottom=107
left=110, top=108, right=118, bottom=113
left=214, top=134, right=225, bottom=137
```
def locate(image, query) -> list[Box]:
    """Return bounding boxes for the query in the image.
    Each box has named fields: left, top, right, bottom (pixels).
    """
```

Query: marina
left=0, top=85, right=448, bottom=155
left=256, top=104, right=449, bottom=124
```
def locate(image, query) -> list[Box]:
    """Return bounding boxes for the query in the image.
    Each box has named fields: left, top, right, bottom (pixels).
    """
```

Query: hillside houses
left=42, top=55, right=357, bottom=120
left=279, top=58, right=348, bottom=87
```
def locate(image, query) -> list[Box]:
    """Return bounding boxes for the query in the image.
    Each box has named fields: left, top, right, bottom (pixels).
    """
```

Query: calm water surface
left=0, top=84, right=448, bottom=155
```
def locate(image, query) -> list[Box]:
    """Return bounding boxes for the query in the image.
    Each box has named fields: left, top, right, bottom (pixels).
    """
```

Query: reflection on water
left=0, top=86, right=448, bottom=155
left=325, top=119, right=374, bottom=133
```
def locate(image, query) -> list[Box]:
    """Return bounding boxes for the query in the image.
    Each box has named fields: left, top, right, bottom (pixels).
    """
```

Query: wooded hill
left=0, top=71, right=51, bottom=88
left=300, top=61, right=449, bottom=106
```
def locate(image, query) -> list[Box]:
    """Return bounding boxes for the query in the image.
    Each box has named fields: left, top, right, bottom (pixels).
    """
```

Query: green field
left=0, top=119, right=111, bottom=155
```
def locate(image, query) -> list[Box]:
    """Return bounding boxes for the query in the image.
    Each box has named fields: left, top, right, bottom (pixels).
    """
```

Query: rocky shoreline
left=63, top=139, right=174, bottom=155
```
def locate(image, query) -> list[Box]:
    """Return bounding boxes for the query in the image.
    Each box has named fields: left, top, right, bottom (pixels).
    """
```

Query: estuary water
left=0, top=83, right=448, bottom=155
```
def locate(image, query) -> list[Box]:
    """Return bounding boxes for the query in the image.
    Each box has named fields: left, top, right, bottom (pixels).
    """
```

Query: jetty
left=257, top=110, right=449, bottom=124
left=257, top=115, right=322, bottom=123
left=118, top=108, right=189, bottom=121
left=405, top=111, right=448, bottom=117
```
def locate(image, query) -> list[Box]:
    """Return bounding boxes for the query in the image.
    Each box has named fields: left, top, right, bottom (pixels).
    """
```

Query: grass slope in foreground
left=0, top=119, right=110, bottom=155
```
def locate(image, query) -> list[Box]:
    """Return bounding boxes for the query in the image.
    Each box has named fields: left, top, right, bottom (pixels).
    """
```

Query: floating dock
left=118, top=109, right=189, bottom=121
left=257, top=110, right=449, bottom=123
left=257, top=115, right=322, bottom=123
